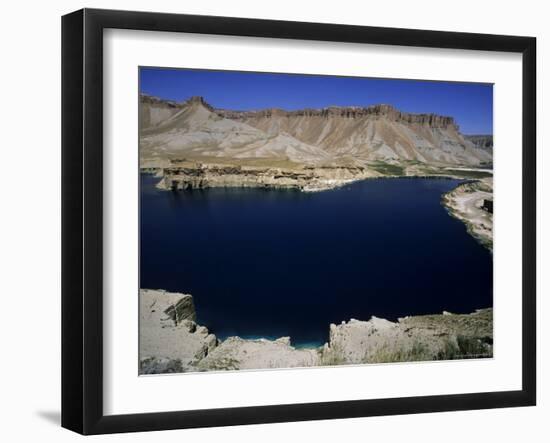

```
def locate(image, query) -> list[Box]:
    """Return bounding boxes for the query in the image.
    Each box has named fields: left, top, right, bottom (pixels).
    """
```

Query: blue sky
left=140, top=67, right=493, bottom=135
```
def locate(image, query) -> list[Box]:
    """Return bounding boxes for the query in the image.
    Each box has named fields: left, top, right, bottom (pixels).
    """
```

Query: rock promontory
left=140, top=289, right=493, bottom=374
left=154, top=160, right=379, bottom=192
left=442, top=178, right=493, bottom=250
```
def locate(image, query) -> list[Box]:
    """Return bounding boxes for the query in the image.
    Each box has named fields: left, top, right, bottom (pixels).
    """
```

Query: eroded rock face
left=321, top=309, right=493, bottom=365
left=140, top=289, right=321, bottom=373
left=139, top=289, right=217, bottom=373
left=154, top=161, right=378, bottom=192
left=163, top=295, right=196, bottom=324
left=139, top=94, right=492, bottom=167
left=217, top=103, right=458, bottom=129
left=140, top=94, right=459, bottom=130
left=140, top=289, right=492, bottom=374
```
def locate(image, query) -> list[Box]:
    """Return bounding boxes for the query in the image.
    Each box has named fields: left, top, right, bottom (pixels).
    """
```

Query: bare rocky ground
left=442, top=178, right=493, bottom=250
left=140, top=289, right=493, bottom=374
left=143, top=157, right=494, bottom=194
left=152, top=160, right=380, bottom=193
left=322, top=309, right=492, bottom=365
left=139, top=289, right=217, bottom=373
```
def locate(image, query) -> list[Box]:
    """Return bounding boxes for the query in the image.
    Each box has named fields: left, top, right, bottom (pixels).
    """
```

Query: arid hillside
left=140, top=94, right=493, bottom=168
left=140, top=95, right=331, bottom=166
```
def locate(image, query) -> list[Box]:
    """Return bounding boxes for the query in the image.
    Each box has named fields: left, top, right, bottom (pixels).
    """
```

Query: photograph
left=138, top=67, right=494, bottom=374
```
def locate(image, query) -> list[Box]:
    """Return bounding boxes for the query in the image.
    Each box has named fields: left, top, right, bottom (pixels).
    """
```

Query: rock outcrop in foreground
left=140, top=289, right=493, bottom=374
left=139, top=289, right=217, bottom=373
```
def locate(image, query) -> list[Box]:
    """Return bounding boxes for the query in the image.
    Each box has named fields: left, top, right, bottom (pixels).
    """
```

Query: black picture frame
left=62, top=8, right=536, bottom=435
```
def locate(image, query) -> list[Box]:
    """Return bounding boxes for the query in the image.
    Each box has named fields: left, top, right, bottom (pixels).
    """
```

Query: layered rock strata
left=216, top=103, right=459, bottom=130
left=139, top=95, right=493, bottom=166
left=154, top=161, right=378, bottom=192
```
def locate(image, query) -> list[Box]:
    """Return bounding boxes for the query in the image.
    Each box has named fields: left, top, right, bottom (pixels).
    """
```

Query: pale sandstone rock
left=442, top=178, right=493, bottom=250
left=322, top=309, right=493, bottom=365
left=140, top=289, right=492, bottom=373
left=197, top=336, right=319, bottom=371
left=139, top=289, right=217, bottom=373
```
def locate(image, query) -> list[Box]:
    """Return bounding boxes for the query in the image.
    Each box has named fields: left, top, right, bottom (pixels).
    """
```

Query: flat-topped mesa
left=139, top=94, right=458, bottom=130
left=366, top=104, right=458, bottom=129
left=215, top=103, right=458, bottom=129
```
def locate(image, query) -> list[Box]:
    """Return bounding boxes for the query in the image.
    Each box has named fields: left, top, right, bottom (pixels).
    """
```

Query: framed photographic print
left=61, top=8, right=536, bottom=434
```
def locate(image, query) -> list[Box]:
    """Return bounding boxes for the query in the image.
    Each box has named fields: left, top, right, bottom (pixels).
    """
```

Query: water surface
left=140, top=175, right=493, bottom=346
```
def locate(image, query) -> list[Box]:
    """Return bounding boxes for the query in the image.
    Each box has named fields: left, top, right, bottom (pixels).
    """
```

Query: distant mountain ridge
left=139, top=94, right=493, bottom=167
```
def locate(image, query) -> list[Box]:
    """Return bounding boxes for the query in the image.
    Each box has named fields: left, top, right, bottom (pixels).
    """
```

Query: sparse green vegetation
left=139, top=357, right=184, bottom=374
left=436, top=338, right=461, bottom=360
left=319, top=346, right=347, bottom=366
left=434, top=335, right=492, bottom=360
left=368, top=162, right=405, bottom=176
left=455, top=335, right=492, bottom=358
left=167, top=155, right=305, bottom=170
left=198, top=356, right=241, bottom=371
left=441, top=169, right=493, bottom=179
left=366, top=341, right=432, bottom=364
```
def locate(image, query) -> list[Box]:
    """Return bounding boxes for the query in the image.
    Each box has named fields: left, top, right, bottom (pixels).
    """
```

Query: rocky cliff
left=139, top=95, right=493, bottom=168
left=139, top=289, right=217, bottom=373
left=154, top=160, right=379, bottom=192
left=140, top=289, right=493, bottom=374
left=321, top=309, right=492, bottom=365
left=216, top=103, right=458, bottom=129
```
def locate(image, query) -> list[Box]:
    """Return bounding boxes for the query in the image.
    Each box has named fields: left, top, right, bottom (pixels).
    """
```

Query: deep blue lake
left=140, top=174, right=493, bottom=347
